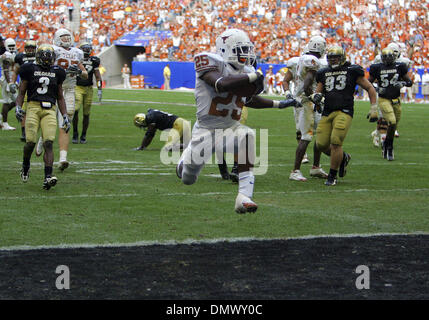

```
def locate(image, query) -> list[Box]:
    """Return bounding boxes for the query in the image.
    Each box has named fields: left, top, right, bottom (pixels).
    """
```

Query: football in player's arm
left=368, top=47, right=412, bottom=161
left=177, top=29, right=299, bottom=214
left=15, top=44, right=70, bottom=190
left=313, top=45, right=377, bottom=186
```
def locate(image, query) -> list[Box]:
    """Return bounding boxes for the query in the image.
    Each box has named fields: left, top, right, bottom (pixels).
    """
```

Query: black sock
left=21, top=127, right=25, bottom=136
left=329, top=168, right=338, bottom=180
left=44, top=166, right=53, bottom=178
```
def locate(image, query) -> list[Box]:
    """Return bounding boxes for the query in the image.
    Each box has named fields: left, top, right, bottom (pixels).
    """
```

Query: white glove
left=367, top=103, right=378, bottom=122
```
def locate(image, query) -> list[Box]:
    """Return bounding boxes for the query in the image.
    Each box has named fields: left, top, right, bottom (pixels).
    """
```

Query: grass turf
left=1, top=89, right=428, bottom=247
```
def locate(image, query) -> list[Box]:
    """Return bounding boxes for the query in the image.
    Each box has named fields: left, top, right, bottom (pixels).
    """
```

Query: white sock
left=60, top=150, right=68, bottom=162
left=238, top=171, right=255, bottom=199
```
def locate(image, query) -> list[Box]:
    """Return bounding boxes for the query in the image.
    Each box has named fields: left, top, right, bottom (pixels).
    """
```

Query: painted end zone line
left=1, top=188, right=428, bottom=201
left=1, top=232, right=428, bottom=252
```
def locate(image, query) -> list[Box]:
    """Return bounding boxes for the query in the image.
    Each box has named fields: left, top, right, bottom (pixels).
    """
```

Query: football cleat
left=59, top=160, right=69, bottom=172
left=235, top=193, right=258, bottom=214
left=229, top=165, right=239, bottom=183
left=371, top=130, right=380, bottom=147
left=35, top=137, right=44, bottom=157
left=20, top=134, right=26, bottom=142
left=20, top=168, right=30, bottom=183
left=339, top=153, right=351, bottom=178
left=1, top=122, right=15, bottom=130
left=324, top=177, right=337, bottom=186
left=395, top=130, right=399, bottom=138
left=176, top=160, right=183, bottom=180
left=80, top=135, right=87, bottom=144
left=72, top=133, right=79, bottom=144
left=289, top=169, right=307, bottom=181
left=301, top=153, right=309, bottom=164
left=43, top=176, right=58, bottom=190
left=387, top=147, right=394, bottom=161
left=310, top=166, right=328, bottom=178
left=218, top=163, right=230, bottom=180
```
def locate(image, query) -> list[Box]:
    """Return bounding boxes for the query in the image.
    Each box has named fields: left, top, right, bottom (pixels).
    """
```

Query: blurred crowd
left=0, top=0, right=428, bottom=69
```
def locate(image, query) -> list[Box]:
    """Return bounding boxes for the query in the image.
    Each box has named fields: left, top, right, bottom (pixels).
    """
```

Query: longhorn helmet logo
left=221, top=36, right=231, bottom=44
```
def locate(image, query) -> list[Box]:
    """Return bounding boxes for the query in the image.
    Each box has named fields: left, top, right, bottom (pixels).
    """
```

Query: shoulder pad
left=301, top=54, right=321, bottom=70
left=194, top=52, right=222, bottom=74
left=287, top=56, right=299, bottom=68
left=349, top=64, right=364, bottom=77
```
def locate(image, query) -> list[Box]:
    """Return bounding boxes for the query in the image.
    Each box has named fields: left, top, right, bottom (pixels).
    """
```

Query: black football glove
left=66, top=65, right=82, bottom=75
left=278, top=98, right=297, bottom=109
left=62, top=114, right=71, bottom=133
left=254, top=73, right=265, bottom=95
left=284, top=90, right=294, bottom=100
left=15, top=105, right=25, bottom=122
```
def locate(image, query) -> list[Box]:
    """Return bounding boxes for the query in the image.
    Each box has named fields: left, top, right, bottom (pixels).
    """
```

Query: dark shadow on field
left=0, top=235, right=428, bottom=299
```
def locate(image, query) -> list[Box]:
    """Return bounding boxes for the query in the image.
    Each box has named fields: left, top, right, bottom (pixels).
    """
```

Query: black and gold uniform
left=313, top=45, right=377, bottom=186
left=73, top=43, right=102, bottom=144
left=133, top=108, right=190, bottom=151
left=18, top=62, right=66, bottom=143
left=368, top=47, right=412, bottom=160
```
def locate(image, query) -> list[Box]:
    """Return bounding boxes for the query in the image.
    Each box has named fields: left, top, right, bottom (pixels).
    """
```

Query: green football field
left=1, top=89, right=428, bottom=248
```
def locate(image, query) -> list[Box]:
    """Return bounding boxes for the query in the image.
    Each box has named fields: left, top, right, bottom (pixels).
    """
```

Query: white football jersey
left=0, top=51, right=15, bottom=83
left=286, top=56, right=300, bottom=95
left=295, top=53, right=324, bottom=98
left=53, top=45, right=84, bottom=89
left=194, top=52, right=254, bottom=129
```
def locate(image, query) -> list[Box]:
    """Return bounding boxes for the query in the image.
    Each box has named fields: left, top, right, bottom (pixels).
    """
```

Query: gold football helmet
left=35, top=44, right=56, bottom=68
left=24, top=40, right=37, bottom=57
left=381, top=48, right=396, bottom=66
left=327, top=45, right=346, bottom=69
left=134, top=113, right=147, bottom=128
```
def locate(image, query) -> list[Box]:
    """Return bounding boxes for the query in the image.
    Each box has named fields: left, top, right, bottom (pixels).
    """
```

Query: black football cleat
left=229, top=164, right=239, bottom=183
left=218, top=163, right=230, bottom=180
left=20, top=134, right=26, bottom=142
left=339, top=153, right=351, bottom=178
left=43, top=176, right=58, bottom=190
left=80, top=135, right=87, bottom=144
left=72, top=133, right=79, bottom=144
left=20, top=168, right=30, bottom=183
left=324, top=177, right=337, bottom=186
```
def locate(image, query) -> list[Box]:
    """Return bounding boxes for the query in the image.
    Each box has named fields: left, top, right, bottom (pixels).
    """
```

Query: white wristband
left=214, top=77, right=223, bottom=93
left=247, top=72, right=258, bottom=83
left=273, top=100, right=280, bottom=108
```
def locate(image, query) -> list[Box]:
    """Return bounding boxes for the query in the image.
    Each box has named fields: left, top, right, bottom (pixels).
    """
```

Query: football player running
left=0, top=38, right=18, bottom=131
left=73, top=42, right=102, bottom=144
left=313, top=45, right=377, bottom=186
left=133, top=108, right=191, bottom=152
left=35, top=29, right=87, bottom=171
left=371, top=42, right=413, bottom=144
left=15, top=44, right=70, bottom=190
left=11, top=40, right=37, bottom=141
left=289, top=36, right=329, bottom=182
left=368, top=47, right=412, bottom=161
left=176, top=28, right=298, bottom=213
left=283, top=48, right=309, bottom=164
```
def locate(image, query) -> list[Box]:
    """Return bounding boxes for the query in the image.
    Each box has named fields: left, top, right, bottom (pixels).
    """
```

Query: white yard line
left=0, top=232, right=428, bottom=252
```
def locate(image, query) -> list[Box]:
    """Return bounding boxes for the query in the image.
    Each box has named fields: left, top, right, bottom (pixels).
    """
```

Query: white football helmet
left=215, top=28, right=256, bottom=70
left=5, top=38, right=16, bottom=53
left=54, top=28, right=73, bottom=48
left=306, top=36, right=326, bottom=57
left=387, top=42, right=401, bottom=59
